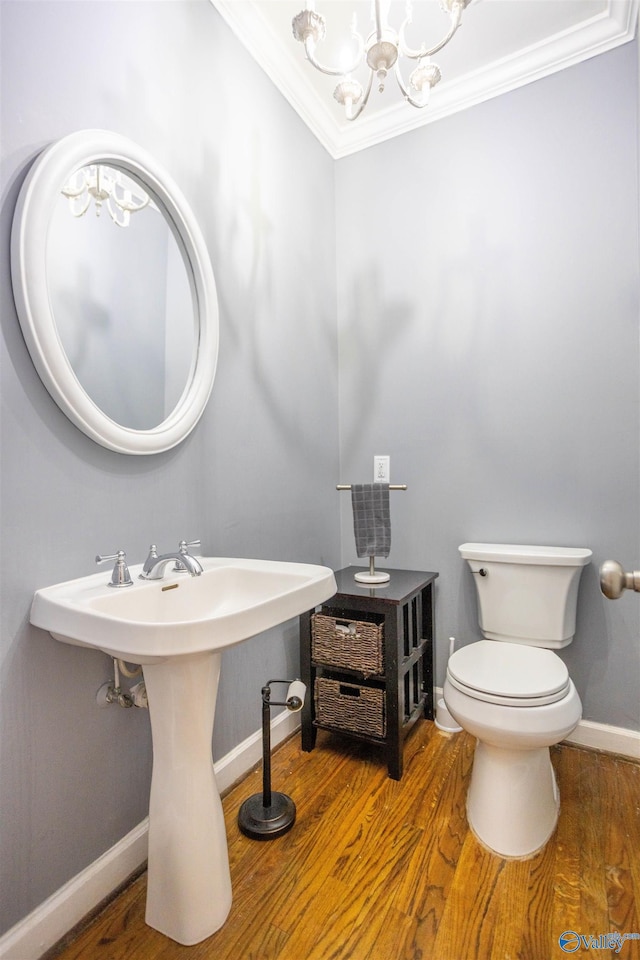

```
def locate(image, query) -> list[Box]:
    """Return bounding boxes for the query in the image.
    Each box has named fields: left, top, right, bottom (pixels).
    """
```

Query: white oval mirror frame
left=11, top=129, right=219, bottom=455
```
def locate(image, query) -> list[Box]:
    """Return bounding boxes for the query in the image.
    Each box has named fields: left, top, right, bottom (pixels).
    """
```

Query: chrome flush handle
left=599, top=560, right=640, bottom=599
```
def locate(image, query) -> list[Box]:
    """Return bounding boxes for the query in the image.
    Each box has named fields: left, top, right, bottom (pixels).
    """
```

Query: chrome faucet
left=139, top=541, right=203, bottom=580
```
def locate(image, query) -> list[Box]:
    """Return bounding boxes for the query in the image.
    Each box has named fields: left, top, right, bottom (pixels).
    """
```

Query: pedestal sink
left=31, top=557, right=336, bottom=945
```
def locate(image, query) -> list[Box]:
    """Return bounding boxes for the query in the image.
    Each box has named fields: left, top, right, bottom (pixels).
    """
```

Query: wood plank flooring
left=51, top=722, right=640, bottom=960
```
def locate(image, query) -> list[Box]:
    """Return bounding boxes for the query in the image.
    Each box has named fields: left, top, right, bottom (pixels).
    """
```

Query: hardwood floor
left=51, top=722, right=640, bottom=960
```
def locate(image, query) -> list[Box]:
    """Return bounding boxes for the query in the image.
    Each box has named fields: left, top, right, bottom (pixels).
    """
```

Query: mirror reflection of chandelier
left=61, top=164, right=150, bottom=227
left=292, top=0, right=470, bottom=121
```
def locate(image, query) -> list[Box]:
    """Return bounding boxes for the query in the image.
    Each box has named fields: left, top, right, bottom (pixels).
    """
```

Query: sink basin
left=32, top=557, right=337, bottom=945
left=31, top=556, right=336, bottom=663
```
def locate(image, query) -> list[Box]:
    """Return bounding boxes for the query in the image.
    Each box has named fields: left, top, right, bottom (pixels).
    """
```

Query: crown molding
left=210, top=0, right=340, bottom=155
left=210, top=0, right=639, bottom=160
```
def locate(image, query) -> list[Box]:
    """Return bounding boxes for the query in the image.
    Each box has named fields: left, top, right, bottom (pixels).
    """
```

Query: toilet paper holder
left=237, top=679, right=306, bottom=840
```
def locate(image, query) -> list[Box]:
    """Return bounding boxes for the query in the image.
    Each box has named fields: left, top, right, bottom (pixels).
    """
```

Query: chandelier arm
left=68, top=194, right=92, bottom=218
left=303, top=33, right=364, bottom=78
left=106, top=198, right=130, bottom=227
left=110, top=192, right=151, bottom=213
left=394, top=62, right=429, bottom=109
left=344, top=69, right=374, bottom=122
left=61, top=184, right=87, bottom=200
left=111, top=170, right=150, bottom=212
left=398, top=2, right=463, bottom=61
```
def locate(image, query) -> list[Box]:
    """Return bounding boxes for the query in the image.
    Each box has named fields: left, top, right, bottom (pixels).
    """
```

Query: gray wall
left=0, top=0, right=339, bottom=936
left=1, top=0, right=639, bottom=942
left=336, top=42, right=640, bottom=733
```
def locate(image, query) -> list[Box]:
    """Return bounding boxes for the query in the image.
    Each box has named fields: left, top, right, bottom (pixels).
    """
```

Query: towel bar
left=336, top=484, right=407, bottom=490
left=337, top=483, right=407, bottom=583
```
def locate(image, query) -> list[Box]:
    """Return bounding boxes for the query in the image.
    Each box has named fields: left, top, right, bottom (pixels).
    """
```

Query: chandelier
left=61, top=164, right=150, bottom=227
left=292, top=0, right=470, bottom=121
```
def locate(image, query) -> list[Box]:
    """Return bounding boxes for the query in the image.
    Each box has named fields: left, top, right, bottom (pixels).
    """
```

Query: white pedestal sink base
left=143, top=651, right=232, bottom=945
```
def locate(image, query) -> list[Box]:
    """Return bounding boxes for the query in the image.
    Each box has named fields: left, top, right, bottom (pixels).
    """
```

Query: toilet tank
left=459, top=543, right=592, bottom=649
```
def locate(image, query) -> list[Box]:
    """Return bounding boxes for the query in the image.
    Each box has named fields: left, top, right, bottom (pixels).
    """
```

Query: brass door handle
left=599, top=560, right=640, bottom=599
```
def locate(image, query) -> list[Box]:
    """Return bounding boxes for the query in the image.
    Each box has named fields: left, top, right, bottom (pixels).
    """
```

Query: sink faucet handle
left=96, top=550, right=134, bottom=588
left=179, top=539, right=201, bottom=555
left=174, top=539, right=202, bottom=572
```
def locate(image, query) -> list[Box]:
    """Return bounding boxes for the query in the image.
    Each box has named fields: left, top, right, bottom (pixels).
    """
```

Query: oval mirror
left=11, top=130, right=219, bottom=454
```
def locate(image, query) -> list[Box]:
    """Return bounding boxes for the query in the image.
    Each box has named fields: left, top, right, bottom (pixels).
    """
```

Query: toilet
left=444, top=542, right=591, bottom=859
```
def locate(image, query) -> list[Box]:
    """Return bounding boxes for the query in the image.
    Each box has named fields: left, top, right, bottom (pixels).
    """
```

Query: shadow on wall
left=195, top=131, right=336, bottom=457
left=337, top=209, right=514, bottom=459
left=338, top=266, right=413, bottom=457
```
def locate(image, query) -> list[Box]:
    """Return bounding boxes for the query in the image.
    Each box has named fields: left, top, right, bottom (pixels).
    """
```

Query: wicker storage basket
left=311, top=611, right=384, bottom=676
left=314, top=676, right=386, bottom=738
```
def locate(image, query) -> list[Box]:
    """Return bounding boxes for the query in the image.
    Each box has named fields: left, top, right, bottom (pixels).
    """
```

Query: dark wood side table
left=299, top=567, right=438, bottom=780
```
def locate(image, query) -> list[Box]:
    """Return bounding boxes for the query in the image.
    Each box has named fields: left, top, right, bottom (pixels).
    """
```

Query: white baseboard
left=564, top=718, right=640, bottom=760
left=0, top=709, right=300, bottom=960
left=0, top=821, right=149, bottom=960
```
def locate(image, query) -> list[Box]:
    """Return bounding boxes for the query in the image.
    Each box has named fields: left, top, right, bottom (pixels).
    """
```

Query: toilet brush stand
left=238, top=680, right=305, bottom=840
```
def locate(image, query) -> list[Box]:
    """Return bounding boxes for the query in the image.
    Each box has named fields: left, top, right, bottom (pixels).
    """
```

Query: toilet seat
left=447, top=640, right=571, bottom=707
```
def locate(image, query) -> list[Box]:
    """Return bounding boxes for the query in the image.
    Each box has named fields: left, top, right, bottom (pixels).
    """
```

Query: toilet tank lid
left=459, top=543, right=592, bottom=565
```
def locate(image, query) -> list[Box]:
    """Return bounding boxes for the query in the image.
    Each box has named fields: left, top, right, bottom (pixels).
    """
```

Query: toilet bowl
left=444, top=543, right=591, bottom=859
left=444, top=641, right=582, bottom=857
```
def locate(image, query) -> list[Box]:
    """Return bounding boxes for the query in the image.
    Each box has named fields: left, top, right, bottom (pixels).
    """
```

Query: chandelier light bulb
left=409, top=61, right=442, bottom=94
left=292, top=8, right=325, bottom=47
left=334, top=78, right=364, bottom=116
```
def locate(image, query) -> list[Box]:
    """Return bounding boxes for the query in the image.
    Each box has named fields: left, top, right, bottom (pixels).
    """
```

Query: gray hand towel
left=351, top=483, right=391, bottom=558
